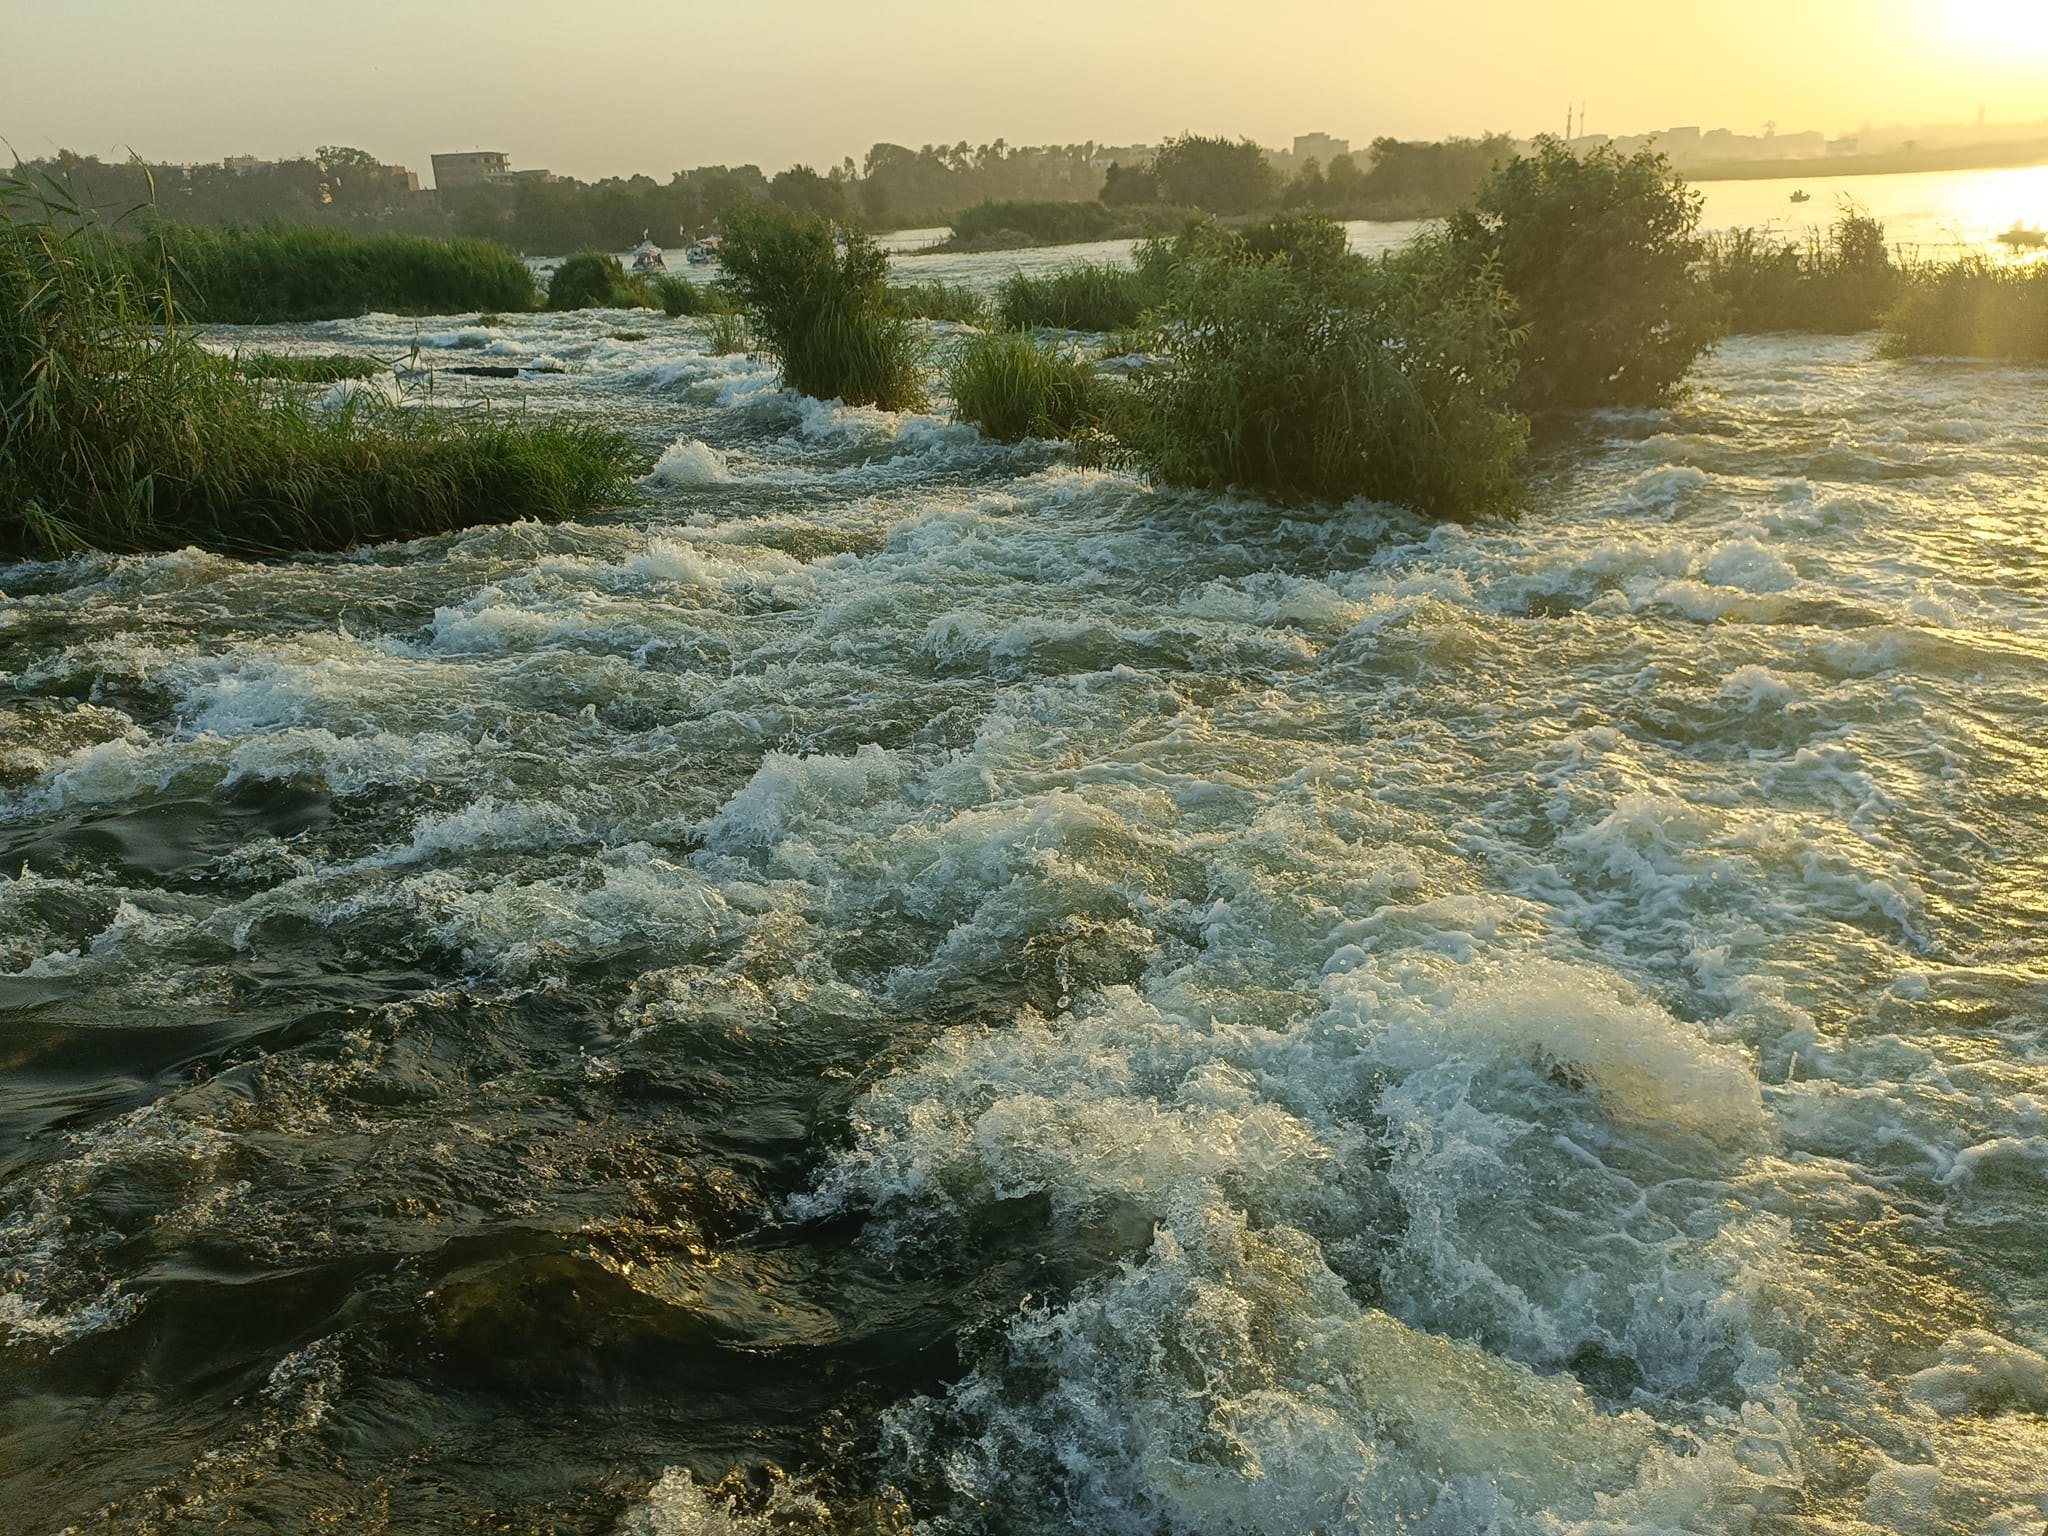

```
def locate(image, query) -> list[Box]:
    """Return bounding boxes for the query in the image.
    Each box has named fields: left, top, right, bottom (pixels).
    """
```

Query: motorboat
left=1789, top=190, right=1811, bottom=204
left=685, top=236, right=722, bottom=267
left=631, top=231, right=666, bottom=273
left=1995, top=222, right=2045, bottom=250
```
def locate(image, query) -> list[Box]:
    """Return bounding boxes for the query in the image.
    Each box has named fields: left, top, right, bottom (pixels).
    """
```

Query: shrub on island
left=716, top=206, right=925, bottom=409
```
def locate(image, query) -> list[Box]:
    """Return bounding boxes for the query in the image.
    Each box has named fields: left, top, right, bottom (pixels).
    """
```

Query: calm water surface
left=2, top=231, right=2046, bottom=1534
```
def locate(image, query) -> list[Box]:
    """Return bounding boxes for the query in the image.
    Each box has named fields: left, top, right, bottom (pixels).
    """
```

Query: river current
left=2, top=256, right=2046, bottom=1534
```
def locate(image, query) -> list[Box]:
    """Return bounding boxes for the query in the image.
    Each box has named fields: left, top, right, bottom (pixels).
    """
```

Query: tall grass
left=717, top=206, right=924, bottom=408
left=996, top=263, right=1156, bottom=331
left=126, top=222, right=537, bottom=322
left=653, top=273, right=713, bottom=316
left=2, top=188, right=635, bottom=559
left=1882, top=259, right=2048, bottom=360
left=947, top=332, right=1102, bottom=442
left=1117, top=214, right=1527, bottom=516
left=889, top=280, right=989, bottom=325
left=1705, top=210, right=1897, bottom=333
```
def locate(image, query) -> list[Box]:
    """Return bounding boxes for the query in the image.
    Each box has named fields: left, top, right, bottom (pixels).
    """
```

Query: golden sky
left=5, top=0, right=2044, bottom=179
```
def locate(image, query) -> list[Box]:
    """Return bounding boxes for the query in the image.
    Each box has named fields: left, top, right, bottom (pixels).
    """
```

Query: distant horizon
left=19, top=112, right=2048, bottom=194
left=6, top=0, right=2046, bottom=185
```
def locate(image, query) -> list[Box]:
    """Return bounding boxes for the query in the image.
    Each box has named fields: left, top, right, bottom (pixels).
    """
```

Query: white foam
left=641, top=436, right=731, bottom=488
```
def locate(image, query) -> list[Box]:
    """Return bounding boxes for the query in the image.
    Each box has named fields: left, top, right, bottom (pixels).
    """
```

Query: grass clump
left=653, top=273, right=714, bottom=316
left=232, top=351, right=385, bottom=383
left=1446, top=138, right=1721, bottom=410
left=1, top=192, right=635, bottom=559
left=1882, top=259, right=2048, bottom=360
left=997, top=262, right=1156, bottom=332
left=947, top=332, right=1101, bottom=442
left=126, top=222, right=537, bottom=322
left=1706, top=209, right=1897, bottom=333
left=1116, top=212, right=1527, bottom=517
left=889, top=280, right=989, bottom=325
left=716, top=206, right=924, bottom=408
left=546, top=251, right=655, bottom=311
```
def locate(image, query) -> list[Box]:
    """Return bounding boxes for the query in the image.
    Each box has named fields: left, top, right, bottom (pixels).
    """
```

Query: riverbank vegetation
left=716, top=206, right=924, bottom=409
left=1, top=194, right=635, bottom=559
left=934, top=199, right=1192, bottom=252
left=1881, top=259, right=2048, bottom=360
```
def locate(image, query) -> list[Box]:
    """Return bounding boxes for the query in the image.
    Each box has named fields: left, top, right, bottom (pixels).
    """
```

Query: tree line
left=18, top=133, right=1522, bottom=257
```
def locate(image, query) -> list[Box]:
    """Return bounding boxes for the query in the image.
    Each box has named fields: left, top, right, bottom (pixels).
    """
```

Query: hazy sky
left=6, top=0, right=2044, bottom=181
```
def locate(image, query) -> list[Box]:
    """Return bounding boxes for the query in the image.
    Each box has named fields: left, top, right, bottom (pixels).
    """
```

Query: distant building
left=1660, top=126, right=1703, bottom=161
left=1293, top=133, right=1350, bottom=164
left=222, top=154, right=265, bottom=176
left=431, top=151, right=511, bottom=190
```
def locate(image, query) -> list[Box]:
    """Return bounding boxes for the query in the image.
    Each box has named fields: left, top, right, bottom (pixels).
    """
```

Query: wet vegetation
left=546, top=251, right=653, bottom=311
left=1, top=191, right=636, bottom=559
left=1446, top=139, right=1722, bottom=410
left=996, top=263, right=1159, bottom=332
left=654, top=273, right=714, bottom=316
left=1882, top=258, right=2048, bottom=360
left=1111, top=214, right=1527, bottom=515
left=230, top=351, right=387, bottom=382
left=946, top=331, right=1103, bottom=442
left=125, top=222, right=537, bottom=322
left=717, top=206, right=925, bottom=409
left=888, top=280, right=989, bottom=325
left=1706, top=209, right=1897, bottom=333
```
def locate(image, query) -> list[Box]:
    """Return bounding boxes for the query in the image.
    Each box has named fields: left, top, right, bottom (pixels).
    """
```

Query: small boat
left=630, top=231, right=666, bottom=273
left=1995, top=222, right=2046, bottom=250
left=1789, top=190, right=1811, bottom=204
left=685, top=236, right=722, bottom=267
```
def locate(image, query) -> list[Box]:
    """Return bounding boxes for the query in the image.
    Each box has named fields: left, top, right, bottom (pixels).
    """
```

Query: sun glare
left=1938, top=0, right=2048, bottom=54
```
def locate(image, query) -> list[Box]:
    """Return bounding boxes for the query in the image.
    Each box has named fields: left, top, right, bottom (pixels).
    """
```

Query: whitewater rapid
left=2, top=294, right=2045, bottom=1534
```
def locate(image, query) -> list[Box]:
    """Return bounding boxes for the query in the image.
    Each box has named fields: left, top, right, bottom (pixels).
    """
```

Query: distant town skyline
left=6, top=0, right=2045, bottom=183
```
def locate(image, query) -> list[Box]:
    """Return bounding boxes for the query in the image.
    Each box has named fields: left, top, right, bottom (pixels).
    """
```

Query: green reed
left=1, top=181, right=636, bottom=559
left=947, top=331, right=1103, bottom=443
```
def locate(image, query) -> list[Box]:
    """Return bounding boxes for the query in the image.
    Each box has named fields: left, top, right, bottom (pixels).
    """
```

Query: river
left=2, top=226, right=2046, bottom=1533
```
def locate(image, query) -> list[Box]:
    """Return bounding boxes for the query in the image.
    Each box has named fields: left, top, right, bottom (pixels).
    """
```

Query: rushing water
left=3, top=248, right=2048, bottom=1535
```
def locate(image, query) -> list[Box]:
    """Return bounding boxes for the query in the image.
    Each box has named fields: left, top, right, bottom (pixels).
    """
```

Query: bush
left=1446, top=138, right=1721, bottom=410
left=122, top=222, right=536, bottom=322
left=231, top=351, right=386, bottom=382
left=938, top=199, right=1193, bottom=252
left=1707, top=209, right=1896, bottom=333
left=1118, top=212, right=1527, bottom=516
left=889, top=280, right=989, bottom=325
left=547, top=251, right=650, bottom=310
left=653, top=273, right=711, bottom=316
left=1882, top=259, right=2048, bottom=360
left=997, top=263, right=1156, bottom=331
left=1, top=194, right=635, bottom=559
left=948, top=332, right=1102, bottom=442
left=716, top=206, right=924, bottom=408
left=950, top=199, right=1122, bottom=247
